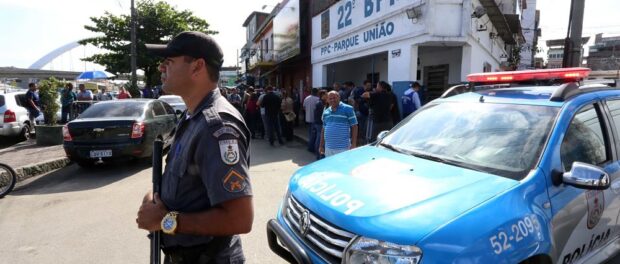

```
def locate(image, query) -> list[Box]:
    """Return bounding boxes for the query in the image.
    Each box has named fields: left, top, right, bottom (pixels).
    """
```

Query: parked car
left=0, top=91, right=32, bottom=140
left=158, top=95, right=186, bottom=115
left=267, top=68, right=620, bottom=264
left=63, top=99, right=177, bottom=167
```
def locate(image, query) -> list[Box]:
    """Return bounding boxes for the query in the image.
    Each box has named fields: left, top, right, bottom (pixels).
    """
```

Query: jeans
left=325, top=148, right=347, bottom=157
left=313, top=123, right=324, bottom=160
left=61, top=105, right=71, bottom=123
left=307, top=122, right=318, bottom=152
left=264, top=114, right=283, bottom=145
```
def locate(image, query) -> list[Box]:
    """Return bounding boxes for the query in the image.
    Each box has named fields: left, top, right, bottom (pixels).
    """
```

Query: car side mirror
left=175, top=110, right=182, bottom=116
left=377, top=130, right=389, bottom=141
left=563, top=162, right=610, bottom=190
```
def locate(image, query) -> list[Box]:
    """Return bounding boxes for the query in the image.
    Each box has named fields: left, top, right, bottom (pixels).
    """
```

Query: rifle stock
left=150, top=140, right=164, bottom=264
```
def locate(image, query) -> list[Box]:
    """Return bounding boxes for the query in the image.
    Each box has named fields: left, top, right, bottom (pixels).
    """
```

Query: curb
left=15, top=158, right=72, bottom=182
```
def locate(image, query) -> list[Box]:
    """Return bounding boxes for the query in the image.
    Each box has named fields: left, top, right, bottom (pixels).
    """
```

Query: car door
left=549, top=102, right=620, bottom=264
left=151, top=101, right=167, bottom=139
left=160, top=101, right=177, bottom=145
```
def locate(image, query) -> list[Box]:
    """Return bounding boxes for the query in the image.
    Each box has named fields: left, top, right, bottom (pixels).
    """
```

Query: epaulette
left=202, top=107, right=223, bottom=128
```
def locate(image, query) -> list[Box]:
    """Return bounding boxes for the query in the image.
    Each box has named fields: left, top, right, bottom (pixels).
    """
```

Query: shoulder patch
left=219, top=139, right=240, bottom=165
left=222, top=169, right=247, bottom=193
left=213, top=126, right=240, bottom=138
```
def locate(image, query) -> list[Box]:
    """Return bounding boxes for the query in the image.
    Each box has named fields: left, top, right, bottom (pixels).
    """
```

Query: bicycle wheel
left=0, top=163, right=17, bottom=198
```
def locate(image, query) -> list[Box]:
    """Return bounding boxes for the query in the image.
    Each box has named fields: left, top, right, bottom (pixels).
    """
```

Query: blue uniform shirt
left=402, top=88, right=421, bottom=116
left=161, top=88, right=251, bottom=260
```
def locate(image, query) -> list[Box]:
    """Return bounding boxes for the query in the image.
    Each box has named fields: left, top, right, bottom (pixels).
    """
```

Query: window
left=162, top=102, right=175, bottom=115
left=561, top=105, right=608, bottom=171
left=152, top=102, right=166, bottom=116
left=606, top=99, right=620, bottom=149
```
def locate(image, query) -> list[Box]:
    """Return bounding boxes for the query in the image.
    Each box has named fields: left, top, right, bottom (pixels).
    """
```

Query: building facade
left=587, top=33, right=620, bottom=71
left=241, top=0, right=312, bottom=97
left=518, top=0, right=540, bottom=69
left=311, top=0, right=524, bottom=101
left=546, top=37, right=589, bottom=69
left=219, top=66, right=241, bottom=87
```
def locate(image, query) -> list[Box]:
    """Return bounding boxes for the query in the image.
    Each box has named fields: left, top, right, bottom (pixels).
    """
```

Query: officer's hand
left=136, top=192, right=167, bottom=232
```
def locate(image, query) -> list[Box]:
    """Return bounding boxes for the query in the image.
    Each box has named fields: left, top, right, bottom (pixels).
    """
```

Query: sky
left=0, top=0, right=619, bottom=71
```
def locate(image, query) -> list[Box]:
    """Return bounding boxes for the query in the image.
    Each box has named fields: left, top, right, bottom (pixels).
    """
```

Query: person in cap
left=401, top=82, right=422, bottom=118
left=136, top=31, right=253, bottom=264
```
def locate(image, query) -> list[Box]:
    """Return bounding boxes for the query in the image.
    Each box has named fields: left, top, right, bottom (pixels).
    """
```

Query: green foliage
left=79, top=0, right=217, bottom=87
left=38, top=77, right=65, bottom=125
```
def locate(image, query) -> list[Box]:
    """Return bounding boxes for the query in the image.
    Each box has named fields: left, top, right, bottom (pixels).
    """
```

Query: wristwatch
left=161, top=211, right=179, bottom=235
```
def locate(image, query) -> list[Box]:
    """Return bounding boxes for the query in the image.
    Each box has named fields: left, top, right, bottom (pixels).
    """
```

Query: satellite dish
left=472, top=6, right=487, bottom=18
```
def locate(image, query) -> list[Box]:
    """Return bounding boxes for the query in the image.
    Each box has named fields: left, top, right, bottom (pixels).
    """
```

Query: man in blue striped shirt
left=319, top=91, right=358, bottom=157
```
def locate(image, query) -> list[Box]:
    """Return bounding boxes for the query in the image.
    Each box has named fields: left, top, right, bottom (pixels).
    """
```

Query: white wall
left=519, top=0, right=537, bottom=69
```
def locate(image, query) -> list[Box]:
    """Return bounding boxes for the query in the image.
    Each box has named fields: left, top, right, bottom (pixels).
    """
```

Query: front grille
left=284, top=195, right=355, bottom=264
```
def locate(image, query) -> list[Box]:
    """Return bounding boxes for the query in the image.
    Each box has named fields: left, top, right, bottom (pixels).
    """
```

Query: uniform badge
left=213, top=126, right=240, bottom=138
left=223, top=169, right=247, bottom=193
left=586, top=190, right=605, bottom=229
left=219, top=139, right=239, bottom=165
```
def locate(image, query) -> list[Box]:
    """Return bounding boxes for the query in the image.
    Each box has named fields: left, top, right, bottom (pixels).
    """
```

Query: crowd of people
left=226, top=80, right=422, bottom=158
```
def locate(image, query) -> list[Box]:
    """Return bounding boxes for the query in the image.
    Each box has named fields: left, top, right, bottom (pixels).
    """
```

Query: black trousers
left=162, top=238, right=244, bottom=264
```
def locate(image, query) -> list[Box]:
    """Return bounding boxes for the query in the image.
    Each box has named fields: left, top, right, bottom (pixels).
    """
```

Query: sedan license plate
left=90, top=150, right=112, bottom=158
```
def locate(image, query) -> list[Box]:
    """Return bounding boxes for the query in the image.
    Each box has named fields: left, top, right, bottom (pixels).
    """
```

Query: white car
left=0, top=92, right=33, bottom=140
left=158, top=95, right=186, bottom=114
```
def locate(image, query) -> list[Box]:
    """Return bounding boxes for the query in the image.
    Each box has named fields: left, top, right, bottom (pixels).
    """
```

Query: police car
left=267, top=68, right=620, bottom=264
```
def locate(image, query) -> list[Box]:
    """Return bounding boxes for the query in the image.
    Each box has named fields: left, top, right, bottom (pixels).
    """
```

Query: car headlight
left=344, top=236, right=422, bottom=264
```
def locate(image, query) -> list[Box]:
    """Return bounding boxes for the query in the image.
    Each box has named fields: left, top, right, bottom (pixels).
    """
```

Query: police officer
left=136, top=31, right=253, bottom=264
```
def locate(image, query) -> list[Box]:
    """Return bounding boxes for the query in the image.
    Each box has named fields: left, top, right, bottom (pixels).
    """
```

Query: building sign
left=274, top=0, right=301, bottom=62
left=312, top=0, right=424, bottom=62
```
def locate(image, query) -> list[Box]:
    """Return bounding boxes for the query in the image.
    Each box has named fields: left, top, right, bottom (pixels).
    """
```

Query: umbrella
left=76, top=70, right=116, bottom=80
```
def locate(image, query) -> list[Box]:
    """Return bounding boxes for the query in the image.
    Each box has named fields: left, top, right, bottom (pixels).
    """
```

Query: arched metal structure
left=28, top=41, right=81, bottom=70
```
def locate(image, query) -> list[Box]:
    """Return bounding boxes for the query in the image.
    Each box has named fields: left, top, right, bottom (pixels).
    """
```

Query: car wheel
left=17, top=124, right=31, bottom=141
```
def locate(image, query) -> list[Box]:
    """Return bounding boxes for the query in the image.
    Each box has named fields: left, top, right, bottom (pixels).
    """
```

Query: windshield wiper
left=379, top=142, right=406, bottom=154
left=411, top=151, right=487, bottom=172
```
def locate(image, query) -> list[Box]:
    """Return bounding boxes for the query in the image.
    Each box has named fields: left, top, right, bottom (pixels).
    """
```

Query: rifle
left=150, top=140, right=164, bottom=264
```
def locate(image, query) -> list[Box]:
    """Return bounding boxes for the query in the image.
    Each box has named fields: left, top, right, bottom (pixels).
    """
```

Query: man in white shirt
left=302, top=88, right=320, bottom=152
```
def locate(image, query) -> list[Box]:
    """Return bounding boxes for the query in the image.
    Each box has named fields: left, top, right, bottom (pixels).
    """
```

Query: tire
left=17, top=124, right=31, bottom=141
left=0, top=163, right=17, bottom=199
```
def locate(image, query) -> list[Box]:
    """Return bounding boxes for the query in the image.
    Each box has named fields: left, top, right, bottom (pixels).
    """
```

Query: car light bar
left=467, top=67, right=591, bottom=83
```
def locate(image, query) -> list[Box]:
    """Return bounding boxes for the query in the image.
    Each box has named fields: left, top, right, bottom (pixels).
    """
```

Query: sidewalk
left=0, top=139, right=70, bottom=182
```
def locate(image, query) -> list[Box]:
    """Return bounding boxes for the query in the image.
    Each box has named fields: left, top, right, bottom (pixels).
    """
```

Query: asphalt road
left=0, top=138, right=313, bottom=264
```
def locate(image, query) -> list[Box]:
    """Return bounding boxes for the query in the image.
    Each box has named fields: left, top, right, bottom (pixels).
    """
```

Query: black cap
left=145, top=31, right=224, bottom=70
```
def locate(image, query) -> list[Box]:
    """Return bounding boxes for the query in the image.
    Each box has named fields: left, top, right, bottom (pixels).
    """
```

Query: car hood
left=289, top=146, right=519, bottom=244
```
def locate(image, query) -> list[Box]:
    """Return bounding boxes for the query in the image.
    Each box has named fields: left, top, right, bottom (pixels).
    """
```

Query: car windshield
left=160, top=97, right=184, bottom=104
left=380, top=102, right=559, bottom=180
left=79, top=102, right=145, bottom=118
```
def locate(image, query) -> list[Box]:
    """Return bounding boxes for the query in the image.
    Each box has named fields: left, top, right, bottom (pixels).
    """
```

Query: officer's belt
left=162, top=236, right=232, bottom=262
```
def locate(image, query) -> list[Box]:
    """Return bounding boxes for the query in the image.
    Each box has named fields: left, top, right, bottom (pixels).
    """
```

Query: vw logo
left=299, top=210, right=311, bottom=236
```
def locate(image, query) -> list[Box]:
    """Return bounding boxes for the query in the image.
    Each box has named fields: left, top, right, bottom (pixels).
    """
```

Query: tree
left=38, top=77, right=65, bottom=125
left=79, top=0, right=217, bottom=95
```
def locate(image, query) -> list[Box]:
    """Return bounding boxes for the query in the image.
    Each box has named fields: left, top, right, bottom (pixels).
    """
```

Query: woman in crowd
left=280, top=89, right=295, bottom=141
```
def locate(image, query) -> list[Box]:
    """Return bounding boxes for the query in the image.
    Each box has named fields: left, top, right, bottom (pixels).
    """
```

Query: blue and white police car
left=267, top=68, right=620, bottom=264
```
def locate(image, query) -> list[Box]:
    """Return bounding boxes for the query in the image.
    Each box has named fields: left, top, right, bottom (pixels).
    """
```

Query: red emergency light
left=467, top=68, right=591, bottom=83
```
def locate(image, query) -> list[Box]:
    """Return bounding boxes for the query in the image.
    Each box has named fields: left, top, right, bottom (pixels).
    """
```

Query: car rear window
left=160, top=96, right=184, bottom=104
left=0, top=95, right=4, bottom=107
left=79, top=101, right=146, bottom=118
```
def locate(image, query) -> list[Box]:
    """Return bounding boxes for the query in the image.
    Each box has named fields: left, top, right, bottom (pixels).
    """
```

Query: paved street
left=0, top=138, right=313, bottom=264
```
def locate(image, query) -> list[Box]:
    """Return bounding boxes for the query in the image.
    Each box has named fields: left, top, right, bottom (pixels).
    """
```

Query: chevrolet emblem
left=93, top=128, right=105, bottom=132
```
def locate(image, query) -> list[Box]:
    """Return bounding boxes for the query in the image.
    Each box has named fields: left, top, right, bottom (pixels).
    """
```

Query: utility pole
left=563, top=0, right=585, bottom=67
left=130, top=0, right=138, bottom=90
